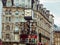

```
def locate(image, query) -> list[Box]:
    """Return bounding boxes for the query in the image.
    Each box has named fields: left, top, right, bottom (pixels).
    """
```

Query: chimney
left=40, top=4, right=43, bottom=8
left=46, top=10, right=50, bottom=14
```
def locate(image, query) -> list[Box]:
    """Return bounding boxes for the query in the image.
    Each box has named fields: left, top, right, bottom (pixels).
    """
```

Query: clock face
left=25, top=10, right=32, bottom=16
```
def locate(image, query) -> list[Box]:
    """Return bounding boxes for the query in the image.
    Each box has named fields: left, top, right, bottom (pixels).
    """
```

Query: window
left=6, top=34, right=10, bottom=39
left=21, top=0, right=25, bottom=7
left=5, top=9, right=12, bottom=15
left=28, top=0, right=30, bottom=2
left=9, top=17, right=11, bottom=21
left=25, top=0, right=31, bottom=8
left=9, top=9, right=12, bottom=15
left=15, top=17, right=19, bottom=22
left=20, top=17, right=26, bottom=22
left=6, top=17, right=8, bottom=21
left=6, top=0, right=12, bottom=7
left=28, top=0, right=31, bottom=7
left=5, top=10, right=9, bottom=15
left=15, top=34, right=19, bottom=41
left=14, top=0, right=19, bottom=6
left=2, top=23, right=4, bottom=30
left=20, top=23, right=24, bottom=31
left=6, top=17, right=11, bottom=22
left=32, top=12, right=37, bottom=19
left=15, top=11, right=19, bottom=15
left=19, top=11, right=24, bottom=15
left=6, top=25, right=10, bottom=30
left=15, top=25, right=19, bottom=32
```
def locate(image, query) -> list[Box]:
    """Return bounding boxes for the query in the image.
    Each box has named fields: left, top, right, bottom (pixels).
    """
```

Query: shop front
left=20, top=34, right=37, bottom=45
left=39, top=33, right=50, bottom=45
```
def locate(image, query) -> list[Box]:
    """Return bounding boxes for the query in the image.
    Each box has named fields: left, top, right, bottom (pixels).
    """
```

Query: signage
left=24, top=9, right=33, bottom=20
left=20, top=34, right=37, bottom=39
left=28, top=35, right=37, bottom=39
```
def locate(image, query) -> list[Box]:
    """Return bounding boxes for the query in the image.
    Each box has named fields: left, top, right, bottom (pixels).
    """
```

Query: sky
left=40, top=0, right=60, bottom=26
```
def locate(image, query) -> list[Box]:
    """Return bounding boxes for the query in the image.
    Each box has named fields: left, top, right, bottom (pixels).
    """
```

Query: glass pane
left=15, top=34, right=19, bottom=41
left=15, top=26, right=19, bottom=31
left=21, top=0, right=25, bottom=7
left=14, top=0, right=19, bottom=6
left=15, top=17, right=19, bottom=22
left=6, top=0, right=12, bottom=7
left=15, top=11, right=19, bottom=15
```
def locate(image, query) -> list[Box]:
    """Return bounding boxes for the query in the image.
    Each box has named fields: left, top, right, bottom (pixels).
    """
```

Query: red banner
left=20, top=34, right=37, bottom=39
left=28, top=35, right=37, bottom=39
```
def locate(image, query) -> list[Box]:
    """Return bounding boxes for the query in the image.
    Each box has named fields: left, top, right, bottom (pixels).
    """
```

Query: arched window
left=15, top=25, right=19, bottom=32
left=6, top=25, right=10, bottom=30
left=15, top=11, right=19, bottom=15
left=6, top=0, right=12, bottom=7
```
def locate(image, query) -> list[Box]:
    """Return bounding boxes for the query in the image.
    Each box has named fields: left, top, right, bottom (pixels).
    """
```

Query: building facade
left=53, top=31, right=60, bottom=45
left=36, top=4, right=54, bottom=45
left=53, top=25, right=60, bottom=45
left=1, top=0, right=54, bottom=45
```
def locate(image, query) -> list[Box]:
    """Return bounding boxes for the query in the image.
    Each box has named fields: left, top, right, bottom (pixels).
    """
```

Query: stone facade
left=2, top=0, right=54, bottom=45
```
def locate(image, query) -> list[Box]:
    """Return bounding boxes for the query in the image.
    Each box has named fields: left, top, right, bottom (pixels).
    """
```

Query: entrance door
left=39, top=33, right=41, bottom=42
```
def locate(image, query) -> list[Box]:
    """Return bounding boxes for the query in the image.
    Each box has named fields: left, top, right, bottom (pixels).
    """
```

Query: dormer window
left=6, top=0, right=12, bottom=7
